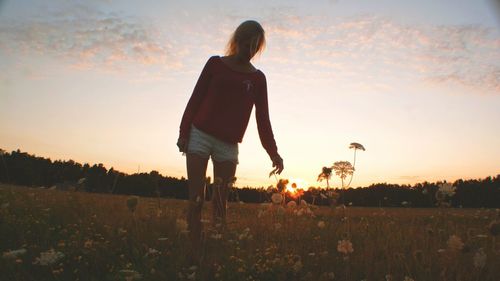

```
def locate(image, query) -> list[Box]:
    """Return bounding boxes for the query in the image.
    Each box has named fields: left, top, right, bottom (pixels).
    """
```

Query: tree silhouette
left=0, top=148, right=499, bottom=208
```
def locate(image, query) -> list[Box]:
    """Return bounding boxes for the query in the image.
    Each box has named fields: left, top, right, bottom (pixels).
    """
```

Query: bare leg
left=211, top=160, right=237, bottom=226
left=186, top=153, right=209, bottom=264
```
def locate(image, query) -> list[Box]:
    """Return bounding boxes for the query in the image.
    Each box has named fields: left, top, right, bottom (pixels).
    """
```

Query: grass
left=0, top=183, right=499, bottom=281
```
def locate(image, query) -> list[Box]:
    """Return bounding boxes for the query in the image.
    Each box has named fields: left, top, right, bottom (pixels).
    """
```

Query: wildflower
left=296, top=209, right=304, bottom=216
left=317, top=221, right=326, bottom=229
left=257, top=209, right=266, bottom=218
left=403, top=277, right=415, bottom=281
left=2, top=248, right=27, bottom=259
left=176, top=219, right=188, bottom=233
left=238, top=227, right=252, bottom=240
left=119, top=269, right=143, bottom=280
left=286, top=201, right=297, bottom=209
left=276, top=206, right=286, bottom=217
left=299, top=199, right=308, bottom=208
left=83, top=240, right=93, bottom=249
left=189, top=265, right=198, bottom=271
left=337, top=240, right=354, bottom=254
left=488, top=220, right=500, bottom=236
left=271, top=193, right=283, bottom=204
left=211, top=233, right=222, bottom=240
left=144, top=248, right=160, bottom=258
left=349, top=142, right=365, bottom=151
left=446, top=235, right=464, bottom=252
left=127, top=196, right=139, bottom=213
left=292, top=260, right=302, bottom=272
left=473, top=248, right=486, bottom=269
left=33, top=249, right=65, bottom=266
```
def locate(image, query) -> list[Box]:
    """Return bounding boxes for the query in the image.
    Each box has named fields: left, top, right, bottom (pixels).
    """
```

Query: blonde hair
left=225, top=20, right=266, bottom=59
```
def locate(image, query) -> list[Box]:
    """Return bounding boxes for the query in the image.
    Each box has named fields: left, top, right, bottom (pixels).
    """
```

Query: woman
left=177, top=20, right=284, bottom=263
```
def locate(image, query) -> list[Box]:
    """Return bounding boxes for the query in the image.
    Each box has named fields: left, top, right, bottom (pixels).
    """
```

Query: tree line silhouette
left=0, top=149, right=498, bottom=208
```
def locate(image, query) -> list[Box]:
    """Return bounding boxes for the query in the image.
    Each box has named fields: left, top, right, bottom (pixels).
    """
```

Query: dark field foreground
left=0, top=183, right=499, bottom=281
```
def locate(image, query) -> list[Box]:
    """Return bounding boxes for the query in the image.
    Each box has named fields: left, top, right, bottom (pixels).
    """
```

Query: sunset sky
left=1, top=0, right=499, bottom=189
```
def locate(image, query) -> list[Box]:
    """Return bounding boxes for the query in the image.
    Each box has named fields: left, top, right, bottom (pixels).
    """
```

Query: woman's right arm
left=178, top=57, right=215, bottom=146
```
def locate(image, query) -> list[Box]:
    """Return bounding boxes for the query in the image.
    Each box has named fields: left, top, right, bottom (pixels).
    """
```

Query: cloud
left=0, top=3, right=181, bottom=72
left=258, top=13, right=500, bottom=94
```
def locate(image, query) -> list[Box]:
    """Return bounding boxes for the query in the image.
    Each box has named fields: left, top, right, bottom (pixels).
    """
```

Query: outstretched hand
left=270, top=154, right=284, bottom=175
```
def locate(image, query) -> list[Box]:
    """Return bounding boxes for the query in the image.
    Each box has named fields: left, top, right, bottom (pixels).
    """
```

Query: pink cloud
left=0, top=6, right=181, bottom=72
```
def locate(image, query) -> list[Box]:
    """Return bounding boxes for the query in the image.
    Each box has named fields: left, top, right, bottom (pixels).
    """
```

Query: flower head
left=473, top=248, right=486, bottom=269
left=2, top=248, right=27, bottom=259
left=176, top=219, right=188, bottom=233
left=446, top=235, right=464, bottom=252
left=337, top=239, right=354, bottom=254
left=271, top=193, right=283, bottom=204
left=349, top=142, right=365, bottom=151
left=33, top=249, right=65, bottom=266
left=286, top=201, right=297, bottom=209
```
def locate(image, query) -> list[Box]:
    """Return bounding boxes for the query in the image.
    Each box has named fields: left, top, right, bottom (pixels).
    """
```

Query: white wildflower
left=211, top=233, right=222, bottom=240
left=176, top=219, right=188, bottom=233
left=317, top=221, right=326, bottom=229
left=271, top=193, right=283, bottom=204
left=473, top=248, right=486, bottom=269
left=187, top=272, right=196, bottom=280
left=447, top=235, right=464, bottom=252
left=2, top=248, right=27, bottom=259
left=299, top=199, right=308, bottom=207
left=292, top=260, right=302, bottom=272
left=276, top=206, right=286, bottom=217
left=337, top=240, right=353, bottom=254
left=119, top=269, right=143, bottom=280
left=33, top=249, right=65, bottom=266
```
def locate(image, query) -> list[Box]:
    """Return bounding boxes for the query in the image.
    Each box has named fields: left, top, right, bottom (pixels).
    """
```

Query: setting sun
left=285, top=178, right=309, bottom=198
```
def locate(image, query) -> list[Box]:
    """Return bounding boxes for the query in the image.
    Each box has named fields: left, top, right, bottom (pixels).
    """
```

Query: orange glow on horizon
left=285, top=178, right=309, bottom=198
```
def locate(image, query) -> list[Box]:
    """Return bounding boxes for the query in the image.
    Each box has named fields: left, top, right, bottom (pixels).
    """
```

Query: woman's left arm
left=255, top=73, right=283, bottom=173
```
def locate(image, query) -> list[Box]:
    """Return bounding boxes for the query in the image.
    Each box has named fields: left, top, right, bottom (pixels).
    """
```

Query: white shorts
left=187, top=125, right=239, bottom=165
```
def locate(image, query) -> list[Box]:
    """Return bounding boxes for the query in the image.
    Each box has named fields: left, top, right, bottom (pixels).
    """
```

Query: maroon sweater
left=179, top=56, right=278, bottom=158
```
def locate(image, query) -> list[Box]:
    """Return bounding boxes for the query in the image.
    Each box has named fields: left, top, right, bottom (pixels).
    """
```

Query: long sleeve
left=179, top=57, right=214, bottom=139
left=255, top=73, right=278, bottom=158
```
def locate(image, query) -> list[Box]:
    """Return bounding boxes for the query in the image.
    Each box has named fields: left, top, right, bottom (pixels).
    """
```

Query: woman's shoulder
left=207, top=55, right=220, bottom=65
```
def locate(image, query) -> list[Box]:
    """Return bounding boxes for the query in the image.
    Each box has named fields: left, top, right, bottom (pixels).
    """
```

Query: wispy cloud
left=0, top=3, right=181, bottom=72
left=259, top=13, right=500, bottom=94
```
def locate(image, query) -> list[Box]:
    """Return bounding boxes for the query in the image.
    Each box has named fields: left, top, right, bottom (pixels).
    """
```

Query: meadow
left=0, top=183, right=499, bottom=281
